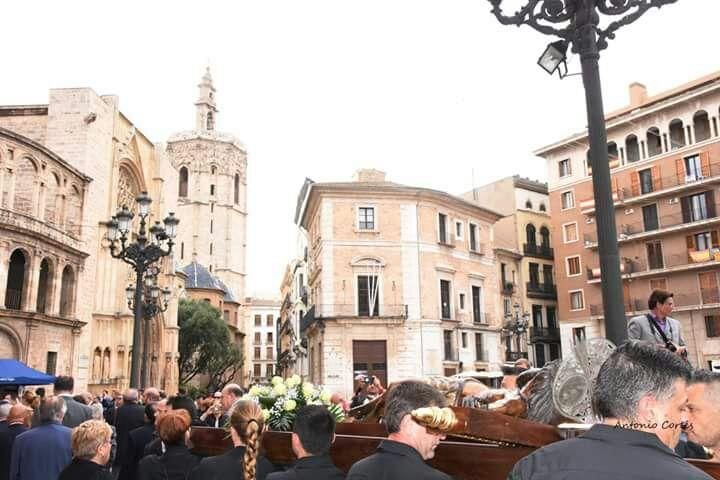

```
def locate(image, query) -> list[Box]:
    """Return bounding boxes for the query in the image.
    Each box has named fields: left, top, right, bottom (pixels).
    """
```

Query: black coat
left=118, top=423, right=155, bottom=480
left=347, top=440, right=451, bottom=480
left=267, top=454, right=344, bottom=480
left=508, top=424, right=713, bottom=480
left=58, top=458, right=112, bottom=480
left=188, top=446, right=276, bottom=480
left=0, top=423, right=28, bottom=480
left=114, top=403, right=145, bottom=466
left=138, top=444, right=201, bottom=480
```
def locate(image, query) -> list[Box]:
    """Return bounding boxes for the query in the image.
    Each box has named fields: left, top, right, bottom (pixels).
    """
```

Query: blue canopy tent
left=0, top=359, right=56, bottom=386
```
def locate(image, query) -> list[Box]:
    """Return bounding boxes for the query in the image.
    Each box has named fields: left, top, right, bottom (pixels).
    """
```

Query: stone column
left=27, top=251, right=42, bottom=312
left=0, top=241, right=10, bottom=303
left=51, top=260, right=64, bottom=315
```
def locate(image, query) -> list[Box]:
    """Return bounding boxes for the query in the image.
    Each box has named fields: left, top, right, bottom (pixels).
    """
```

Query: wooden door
left=353, top=340, right=387, bottom=388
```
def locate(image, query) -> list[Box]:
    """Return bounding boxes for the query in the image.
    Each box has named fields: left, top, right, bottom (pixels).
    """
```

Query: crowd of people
left=1, top=289, right=719, bottom=480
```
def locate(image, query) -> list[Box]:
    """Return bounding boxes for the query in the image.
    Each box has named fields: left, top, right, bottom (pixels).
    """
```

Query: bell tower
left=195, top=67, right=218, bottom=131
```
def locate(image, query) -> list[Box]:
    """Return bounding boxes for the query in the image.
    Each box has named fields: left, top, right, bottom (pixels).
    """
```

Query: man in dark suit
left=113, top=389, right=145, bottom=476
left=118, top=402, right=157, bottom=480
left=10, top=396, right=72, bottom=480
left=54, top=375, right=93, bottom=428
left=267, top=405, right=344, bottom=480
left=0, top=405, right=30, bottom=480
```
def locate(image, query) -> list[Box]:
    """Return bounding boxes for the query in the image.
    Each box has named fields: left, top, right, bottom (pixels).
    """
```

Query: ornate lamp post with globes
left=486, top=0, right=677, bottom=345
left=106, top=191, right=179, bottom=388
left=125, top=265, right=172, bottom=389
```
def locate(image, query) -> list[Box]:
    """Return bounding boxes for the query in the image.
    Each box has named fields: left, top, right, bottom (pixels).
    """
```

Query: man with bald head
left=114, top=389, right=145, bottom=476
left=221, top=383, right=243, bottom=412
left=685, top=370, right=720, bottom=461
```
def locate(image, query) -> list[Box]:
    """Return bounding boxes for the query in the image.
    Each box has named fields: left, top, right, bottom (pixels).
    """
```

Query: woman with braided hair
left=189, top=400, right=276, bottom=480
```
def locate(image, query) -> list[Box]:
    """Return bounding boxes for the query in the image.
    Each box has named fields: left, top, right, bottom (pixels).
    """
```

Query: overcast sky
left=2, top=0, right=716, bottom=298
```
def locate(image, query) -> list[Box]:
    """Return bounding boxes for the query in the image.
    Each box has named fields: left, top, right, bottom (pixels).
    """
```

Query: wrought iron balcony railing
left=523, top=243, right=554, bottom=260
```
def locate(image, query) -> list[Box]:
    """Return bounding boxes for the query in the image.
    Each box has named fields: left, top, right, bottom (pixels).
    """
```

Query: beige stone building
left=464, top=176, right=560, bottom=367
left=245, top=298, right=282, bottom=384
left=537, top=72, right=720, bottom=368
left=0, top=89, right=181, bottom=393
left=294, top=170, right=504, bottom=398
left=167, top=68, right=248, bottom=305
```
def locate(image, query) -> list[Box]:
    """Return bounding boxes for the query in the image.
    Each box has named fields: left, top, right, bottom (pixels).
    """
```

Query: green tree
left=178, top=298, right=243, bottom=388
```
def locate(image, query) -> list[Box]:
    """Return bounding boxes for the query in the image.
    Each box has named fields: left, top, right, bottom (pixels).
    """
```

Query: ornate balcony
left=506, top=351, right=528, bottom=362
left=526, top=282, right=557, bottom=300
left=529, top=326, right=560, bottom=343
left=523, top=243, right=554, bottom=260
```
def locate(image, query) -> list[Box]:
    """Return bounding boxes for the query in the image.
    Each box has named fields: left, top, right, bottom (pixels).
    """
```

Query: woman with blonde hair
left=189, top=400, right=276, bottom=480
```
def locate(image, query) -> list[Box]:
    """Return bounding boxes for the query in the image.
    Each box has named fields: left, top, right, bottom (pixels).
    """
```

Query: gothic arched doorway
left=5, top=250, right=27, bottom=310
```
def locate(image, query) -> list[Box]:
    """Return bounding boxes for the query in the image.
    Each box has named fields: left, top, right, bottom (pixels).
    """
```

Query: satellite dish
left=553, top=338, right=615, bottom=422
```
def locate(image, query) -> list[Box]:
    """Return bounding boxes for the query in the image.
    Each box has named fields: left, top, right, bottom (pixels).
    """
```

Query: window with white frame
left=357, top=275, right=380, bottom=316
left=562, top=222, right=579, bottom=243
left=566, top=256, right=581, bottom=277
left=358, top=207, right=375, bottom=230
left=561, top=191, right=575, bottom=210
left=503, top=298, right=512, bottom=316
left=558, top=159, right=572, bottom=178
left=438, top=213, right=448, bottom=243
left=440, top=279, right=452, bottom=319
left=569, top=290, right=585, bottom=311
left=469, top=223, right=479, bottom=252
left=455, top=221, right=464, bottom=240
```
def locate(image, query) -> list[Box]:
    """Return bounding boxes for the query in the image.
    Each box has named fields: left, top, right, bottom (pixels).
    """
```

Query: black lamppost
left=107, top=191, right=179, bottom=388
left=125, top=265, right=172, bottom=389
left=487, top=0, right=677, bottom=346
left=503, top=303, right=530, bottom=361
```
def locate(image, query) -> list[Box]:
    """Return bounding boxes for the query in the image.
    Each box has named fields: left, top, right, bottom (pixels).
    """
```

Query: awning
left=0, top=359, right=56, bottom=386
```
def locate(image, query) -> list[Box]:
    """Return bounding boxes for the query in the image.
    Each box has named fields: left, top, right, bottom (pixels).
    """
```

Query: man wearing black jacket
left=267, top=405, right=344, bottom=480
left=508, top=341, right=712, bottom=480
left=118, top=402, right=157, bottom=480
left=113, top=389, right=145, bottom=477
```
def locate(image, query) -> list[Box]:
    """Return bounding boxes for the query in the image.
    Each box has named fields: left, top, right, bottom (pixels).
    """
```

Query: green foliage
left=178, top=298, right=243, bottom=387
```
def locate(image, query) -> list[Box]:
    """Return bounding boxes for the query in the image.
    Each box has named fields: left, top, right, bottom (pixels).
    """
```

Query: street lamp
left=107, top=191, right=178, bottom=388
left=503, top=303, right=530, bottom=361
left=126, top=266, right=171, bottom=389
left=486, top=0, right=677, bottom=346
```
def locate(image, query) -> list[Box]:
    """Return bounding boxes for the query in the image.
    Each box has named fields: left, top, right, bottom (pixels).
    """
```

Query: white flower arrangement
left=243, top=375, right=345, bottom=431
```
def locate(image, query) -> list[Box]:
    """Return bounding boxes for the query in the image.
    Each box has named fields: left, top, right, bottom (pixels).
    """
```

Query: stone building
left=277, top=243, right=309, bottom=378
left=536, top=72, right=720, bottom=368
left=294, top=169, right=504, bottom=399
left=0, top=89, right=181, bottom=393
left=246, top=298, right=282, bottom=384
left=464, top=176, right=560, bottom=367
left=167, top=68, right=248, bottom=306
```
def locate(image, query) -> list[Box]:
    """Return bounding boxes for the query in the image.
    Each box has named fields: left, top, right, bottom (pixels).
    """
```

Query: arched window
left=60, top=265, right=76, bottom=317
left=211, top=165, right=217, bottom=176
left=234, top=173, right=240, bottom=205
left=66, top=185, right=82, bottom=236
left=526, top=224, right=537, bottom=246
left=669, top=119, right=685, bottom=150
left=539, top=203, right=546, bottom=212
left=525, top=199, right=533, bottom=209
left=625, top=134, right=640, bottom=163
left=694, top=110, right=711, bottom=143
left=179, top=167, right=188, bottom=198
left=647, top=127, right=662, bottom=157
left=206, top=111, right=215, bottom=130
left=45, top=173, right=61, bottom=225
left=607, top=142, right=619, bottom=166
left=36, top=258, right=52, bottom=313
left=210, top=243, right=213, bottom=255
left=4, top=250, right=26, bottom=310
left=540, top=226, right=550, bottom=248
left=14, top=157, right=37, bottom=215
